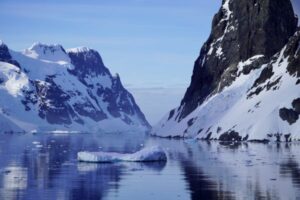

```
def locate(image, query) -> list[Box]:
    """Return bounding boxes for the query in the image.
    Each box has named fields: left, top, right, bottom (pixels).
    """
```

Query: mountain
left=153, top=0, right=300, bottom=142
left=0, top=41, right=150, bottom=133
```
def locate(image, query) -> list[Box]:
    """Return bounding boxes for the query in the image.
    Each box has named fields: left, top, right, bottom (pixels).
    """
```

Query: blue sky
left=0, top=0, right=299, bottom=125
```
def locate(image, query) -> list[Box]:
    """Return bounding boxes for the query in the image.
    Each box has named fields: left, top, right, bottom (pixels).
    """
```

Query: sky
left=0, top=0, right=299, bottom=125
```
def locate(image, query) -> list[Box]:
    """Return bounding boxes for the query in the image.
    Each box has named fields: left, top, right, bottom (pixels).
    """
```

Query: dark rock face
left=178, top=0, right=298, bottom=121
left=0, top=43, right=21, bottom=68
left=292, top=98, right=300, bottom=113
left=252, top=65, right=274, bottom=88
left=285, top=30, right=300, bottom=78
left=21, top=89, right=37, bottom=111
left=167, top=109, right=175, bottom=120
left=0, top=43, right=11, bottom=61
left=35, top=77, right=78, bottom=125
left=205, top=132, right=212, bottom=140
left=279, top=98, right=300, bottom=124
left=219, top=130, right=241, bottom=141
left=21, top=77, right=91, bottom=125
left=68, top=49, right=110, bottom=83
left=240, top=56, right=268, bottom=75
left=279, top=108, right=299, bottom=124
left=187, top=118, right=195, bottom=127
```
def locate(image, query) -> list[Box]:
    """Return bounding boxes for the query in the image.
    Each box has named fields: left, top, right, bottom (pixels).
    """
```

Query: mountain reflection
left=180, top=161, right=234, bottom=200
left=280, top=158, right=300, bottom=188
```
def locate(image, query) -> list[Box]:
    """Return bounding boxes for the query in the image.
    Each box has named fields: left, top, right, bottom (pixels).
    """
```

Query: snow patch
left=221, top=0, right=232, bottom=22
left=67, top=47, right=91, bottom=53
left=216, top=46, right=223, bottom=58
left=0, top=61, right=29, bottom=97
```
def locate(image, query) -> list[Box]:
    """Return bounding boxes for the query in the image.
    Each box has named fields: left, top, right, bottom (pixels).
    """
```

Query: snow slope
left=153, top=43, right=300, bottom=140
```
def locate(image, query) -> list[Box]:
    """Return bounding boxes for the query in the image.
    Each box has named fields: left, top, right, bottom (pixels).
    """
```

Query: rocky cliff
left=153, top=0, right=300, bottom=141
left=180, top=0, right=297, bottom=121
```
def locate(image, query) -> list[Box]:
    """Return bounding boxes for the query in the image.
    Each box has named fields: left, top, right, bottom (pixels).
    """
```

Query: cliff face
left=153, top=0, right=300, bottom=141
left=179, top=0, right=297, bottom=121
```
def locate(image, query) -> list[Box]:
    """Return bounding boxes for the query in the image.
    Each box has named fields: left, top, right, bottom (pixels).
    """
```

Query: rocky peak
left=67, top=47, right=110, bottom=79
left=28, top=42, right=65, bottom=52
left=178, top=0, right=298, bottom=121
left=0, top=41, right=11, bottom=61
left=0, top=40, right=21, bottom=68
left=113, top=73, right=121, bottom=85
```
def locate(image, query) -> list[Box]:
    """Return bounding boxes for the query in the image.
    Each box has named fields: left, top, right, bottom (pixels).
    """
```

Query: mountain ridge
left=0, top=41, right=150, bottom=133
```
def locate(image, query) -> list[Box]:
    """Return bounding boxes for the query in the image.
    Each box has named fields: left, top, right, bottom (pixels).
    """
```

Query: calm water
left=0, top=133, right=299, bottom=200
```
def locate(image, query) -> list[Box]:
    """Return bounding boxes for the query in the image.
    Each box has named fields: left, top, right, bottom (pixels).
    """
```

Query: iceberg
left=77, top=146, right=167, bottom=163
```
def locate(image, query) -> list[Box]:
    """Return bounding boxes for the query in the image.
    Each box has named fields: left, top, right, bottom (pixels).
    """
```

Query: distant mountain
left=153, top=0, right=300, bottom=142
left=0, top=41, right=150, bottom=133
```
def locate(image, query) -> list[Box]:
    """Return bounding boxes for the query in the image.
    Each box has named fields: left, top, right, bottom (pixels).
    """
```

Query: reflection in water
left=3, top=167, right=28, bottom=190
left=180, top=161, right=234, bottom=200
left=70, top=163, right=124, bottom=200
left=0, top=167, right=28, bottom=200
left=280, top=158, right=300, bottom=188
left=0, top=134, right=299, bottom=199
left=174, top=141, right=234, bottom=200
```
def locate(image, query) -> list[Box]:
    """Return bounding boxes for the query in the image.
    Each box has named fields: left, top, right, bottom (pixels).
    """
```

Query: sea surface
left=0, top=132, right=299, bottom=200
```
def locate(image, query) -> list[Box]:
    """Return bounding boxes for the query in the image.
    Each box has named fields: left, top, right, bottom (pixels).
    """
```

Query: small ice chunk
left=32, top=141, right=40, bottom=145
left=77, top=146, right=167, bottom=163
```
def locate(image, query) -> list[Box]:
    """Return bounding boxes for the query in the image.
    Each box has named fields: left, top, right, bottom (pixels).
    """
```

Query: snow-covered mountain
left=0, top=41, right=150, bottom=133
left=153, top=0, right=300, bottom=141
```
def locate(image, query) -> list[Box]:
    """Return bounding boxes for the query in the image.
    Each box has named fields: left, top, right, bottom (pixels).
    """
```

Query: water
left=0, top=133, right=299, bottom=200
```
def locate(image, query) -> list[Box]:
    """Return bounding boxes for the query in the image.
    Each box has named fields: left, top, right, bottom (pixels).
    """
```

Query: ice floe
left=77, top=146, right=167, bottom=163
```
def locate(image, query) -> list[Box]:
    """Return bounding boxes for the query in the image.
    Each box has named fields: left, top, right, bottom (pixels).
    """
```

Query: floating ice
left=32, top=141, right=40, bottom=145
left=77, top=146, right=167, bottom=163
